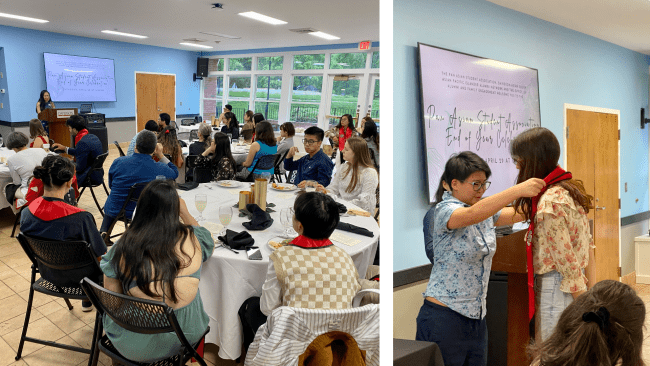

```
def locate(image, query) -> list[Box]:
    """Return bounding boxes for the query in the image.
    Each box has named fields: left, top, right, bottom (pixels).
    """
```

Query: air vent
left=289, top=28, right=317, bottom=34
left=183, top=38, right=208, bottom=43
left=199, top=31, right=241, bottom=39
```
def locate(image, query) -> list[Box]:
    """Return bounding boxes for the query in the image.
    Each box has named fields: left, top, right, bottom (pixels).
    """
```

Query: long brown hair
left=529, top=280, right=645, bottom=366
left=29, top=119, right=47, bottom=139
left=341, top=137, right=375, bottom=193
left=158, top=127, right=181, bottom=164
left=510, top=127, right=593, bottom=221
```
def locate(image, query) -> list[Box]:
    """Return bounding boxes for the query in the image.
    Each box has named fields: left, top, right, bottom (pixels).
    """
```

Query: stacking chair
left=77, top=152, right=110, bottom=216
left=236, top=154, right=277, bottom=183
left=10, top=205, right=27, bottom=238
left=245, top=289, right=380, bottom=366
left=15, top=233, right=103, bottom=364
left=81, top=277, right=209, bottom=366
left=271, top=150, right=289, bottom=183
left=185, top=155, right=198, bottom=183
left=177, top=131, right=190, bottom=141
left=104, top=182, right=148, bottom=241
left=114, top=141, right=125, bottom=157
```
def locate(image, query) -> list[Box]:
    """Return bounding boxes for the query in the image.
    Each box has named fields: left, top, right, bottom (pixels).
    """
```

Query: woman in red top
left=326, top=114, right=359, bottom=163
left=28, top=119, right=49, bottom=149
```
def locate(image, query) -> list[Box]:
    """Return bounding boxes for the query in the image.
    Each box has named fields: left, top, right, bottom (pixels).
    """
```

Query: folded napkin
left=218, top=229, right=255, bottom=250
left=336, top=222, right=374, bottom=237
left=335, top=202, right=347, bottom=214
left=242, top=204, right=274, bottom=231
left=177, top=181, right=199, bottom=191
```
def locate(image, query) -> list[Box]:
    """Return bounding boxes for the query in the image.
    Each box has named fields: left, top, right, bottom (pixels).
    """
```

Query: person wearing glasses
left=416, top=151, right=545, bottom=366
left=284, top=126, right=334, bottom=187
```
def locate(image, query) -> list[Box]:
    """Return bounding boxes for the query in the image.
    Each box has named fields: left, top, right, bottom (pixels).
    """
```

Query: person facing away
left=194, top=132, right=236, bottom=182
left=157, top=126, right=184, bottom=168
left=260, top=191, right=361, bottom=315
left=100, top=180, right=214, bottom=362
left=100, top=130, right=179, bottom=238
left=237, top=121, right=277, bottom=178
left=51, top=115, right=104, bottom=185
left=528, top=280, right=644, bottom=366
left=284, top=126, right=334, bottom=187
left=28, top=118, right=49, bottom=149
left=5, top=132, right=49, bottom=208
left=21, top=154, right=107, bottom=312
left=189, top=123, right=213, bottom=156
left=127, top=119, right=159, bottom=156
left=416, top=151, right=545, bottom=366
left=359, top=117, right=379, bottom=170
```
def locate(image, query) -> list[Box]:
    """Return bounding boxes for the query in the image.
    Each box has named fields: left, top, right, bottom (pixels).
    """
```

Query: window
left=202, top=76, right=223, bottom=121
left=293, top=54, right=325, bottom=70
left=227, top=76, right=251, bottom=121
left=209, top=58, right=225, bottom=72
left=257, top=56, right=283, bottom=71
left=328, top=79, right=360, bottom=129
left=229, top=57, right=252, bottom=71
left=371, top=52, right=379, bottom=68
left=255, top=76, right=282, bottom=121
left=291, top=75, right=323, bottom=124
left=330, top=52, right=367, bottom=69
left=371, top=79, right=380, bottom=119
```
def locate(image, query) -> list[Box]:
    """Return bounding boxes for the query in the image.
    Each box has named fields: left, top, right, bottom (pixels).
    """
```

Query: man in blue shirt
left=99, top=130, right=178, bottom=239
left=51, top=115, right=104, bottom=185
left=126, top=120, right=159, bottom=156
left=284, top=126, right=334, bottom=187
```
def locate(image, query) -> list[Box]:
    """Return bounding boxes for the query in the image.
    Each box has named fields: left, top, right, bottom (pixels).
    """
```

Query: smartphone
left=246, top=246, right=262, bottom=260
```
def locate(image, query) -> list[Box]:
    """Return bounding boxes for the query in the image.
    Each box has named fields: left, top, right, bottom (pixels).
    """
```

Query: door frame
left=134, top=71, right=177, bottom=132
left=563, top=103, right=621, bottom=275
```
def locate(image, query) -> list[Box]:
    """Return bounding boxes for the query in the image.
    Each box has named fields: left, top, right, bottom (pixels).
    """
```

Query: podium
left=491, top=229, right=529, bottom=366
left=38, top=108, right=77, bottom=148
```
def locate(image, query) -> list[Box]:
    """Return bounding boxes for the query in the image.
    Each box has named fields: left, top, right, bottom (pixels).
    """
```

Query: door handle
left=595, top=206, right=606, bottom=211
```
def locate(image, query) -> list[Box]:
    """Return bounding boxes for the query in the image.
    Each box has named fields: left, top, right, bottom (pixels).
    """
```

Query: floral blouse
left=194, top=156, right=235, bottom=181
left=533, top=185, right=594, bottom=293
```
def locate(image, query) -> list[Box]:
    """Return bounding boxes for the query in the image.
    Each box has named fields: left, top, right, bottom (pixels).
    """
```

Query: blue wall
left=394, top=0, right=650, bottom=271
left=0, top=48, right=9, bottom=121
left=0, top=25, right=201, bottom=122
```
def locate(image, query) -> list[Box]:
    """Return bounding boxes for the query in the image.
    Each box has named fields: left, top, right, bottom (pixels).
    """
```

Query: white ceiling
left=488, top=0, right=650, bottom=56
left=0, top=0, right=379, bottom=52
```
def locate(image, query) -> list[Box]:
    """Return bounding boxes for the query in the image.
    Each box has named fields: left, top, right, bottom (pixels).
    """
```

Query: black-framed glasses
left=466, top=181, right=491, bottom=191
left=302, top=139, right=321, bottom=145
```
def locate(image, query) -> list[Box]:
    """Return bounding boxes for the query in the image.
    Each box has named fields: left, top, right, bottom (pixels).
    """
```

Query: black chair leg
left=63, top=298, right=74, bottom=310
left=89, top=187, right=104, bottom=217
left=102, top=182, right=109, bottom=196
left=78, top=186, right=87, bottom=200
left=87, top=312, right=102, bottom=366
left=15, top=270, right=36, bottom=360
left=11, top=210, right=21, bottom=238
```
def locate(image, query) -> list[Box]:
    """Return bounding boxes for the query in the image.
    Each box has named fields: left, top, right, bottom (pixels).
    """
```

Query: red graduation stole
left=526, top=166, right=572, bottom=320
left=290, top=235, right=333, bottom=248
left=28, top=196, right=85, bottom=221
left=74, top=129, right=89, bottom=145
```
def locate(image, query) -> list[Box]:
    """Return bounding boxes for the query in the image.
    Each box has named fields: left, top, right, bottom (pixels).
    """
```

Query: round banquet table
left=0, top=149, right=17, bottom=210
left=178, top=182, right=379, bottom=360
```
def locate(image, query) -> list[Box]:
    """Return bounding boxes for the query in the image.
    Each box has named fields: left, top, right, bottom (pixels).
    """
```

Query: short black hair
left=294, top=192, right=340, bottom=240
left=224, top=104, right=232, bottom=111
left=66, top=115, right=87, bottom=131
left=5, top=132, right=29, bottom=149
left=136, top=130, right=157, bottom=155
left=145, top=120, right=158, bottom=132
left=159, top=113, right=171, bottom=125
left=304, top=126, right=324, bottom=142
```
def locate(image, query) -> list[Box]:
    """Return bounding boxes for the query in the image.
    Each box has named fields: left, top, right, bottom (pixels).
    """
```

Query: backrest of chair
left=181, top=119, right=194, bottom=126
left=81, top=277, right=176, bottom=334
left=256, top=154, right=277, bottom=171
left=115, top=182, right=148, bottom=218
left=90, top=152, right=109, bottom=171
left=177, top=131, right=190, bottom=141
left=189, top=130, right=198, bottom=141
left=273, top=150, right=288, bottom=170
left=114, top=141, right=125, bottom=157
left=186, top=155, right=198, bottom=169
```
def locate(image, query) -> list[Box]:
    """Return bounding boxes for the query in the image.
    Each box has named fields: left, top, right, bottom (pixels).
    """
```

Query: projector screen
left=44, top=53, right=116, bottom=102
left=418, top=43, right=541, bottom=203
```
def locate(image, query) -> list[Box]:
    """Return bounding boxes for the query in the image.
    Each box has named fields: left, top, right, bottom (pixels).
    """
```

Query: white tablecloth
left=0, top=149, right=17, bottom=210
left=178, top=124, right=201, bottom=133
left=178, top=183, right=379, bottom=360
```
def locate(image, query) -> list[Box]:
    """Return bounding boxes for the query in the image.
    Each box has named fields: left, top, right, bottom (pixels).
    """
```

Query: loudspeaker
left=197, top=58, right=209, bottom=77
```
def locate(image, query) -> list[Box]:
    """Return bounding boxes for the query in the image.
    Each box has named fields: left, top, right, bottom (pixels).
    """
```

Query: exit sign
left=359, top=41, right=371, bottom=50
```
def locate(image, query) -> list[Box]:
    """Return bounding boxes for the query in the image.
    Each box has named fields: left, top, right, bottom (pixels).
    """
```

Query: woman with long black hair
left=194, top=132, right=237, bottom=181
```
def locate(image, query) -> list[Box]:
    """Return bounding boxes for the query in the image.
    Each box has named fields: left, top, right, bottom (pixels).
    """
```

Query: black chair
left=180, top=119, right=194, bottom=126
left=114, top=141, right=125, bottom=157
left=15, top=234, right=103, bottom=364
left=78, top=152, right=110, bottom=216
left=236, top=154, right=277, bottom=183
left=177, top=131, right=190, bottom=142
left=185, top=155, right=198, bottom=183
left=104, top=182, right=148, bottom=241
left=189, top=130, right=198, bottom=142
left=81, top=277, right=209, bottom=366
left=271, top=150, right=289, bottom=183
left=10, top=205, right=27, bottom=238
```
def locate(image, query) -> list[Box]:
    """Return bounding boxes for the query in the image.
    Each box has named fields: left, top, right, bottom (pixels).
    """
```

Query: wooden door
left=136, top=73, right=176, bottom=132
left=566, top=109, right=620, bottom=282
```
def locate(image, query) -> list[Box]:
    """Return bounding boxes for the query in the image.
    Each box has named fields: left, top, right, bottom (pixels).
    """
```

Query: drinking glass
left=219, top=206, right=233, bottom=235
left=280, top=208, right=295, bottom=238
left=195, top=194, right=207, bottom=222
left=305, top=180, right=317, bottom=192
left=227, top=133, right=233, bottom=144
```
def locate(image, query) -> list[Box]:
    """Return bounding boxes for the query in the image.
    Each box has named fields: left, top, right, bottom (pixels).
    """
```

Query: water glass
left=195, top=194, right=207, bottom=222
left=219, top=206, right=233, bottom=235
left=305, top=180, right=317, bottom=193
left=280, top=208, right=295, bottom=238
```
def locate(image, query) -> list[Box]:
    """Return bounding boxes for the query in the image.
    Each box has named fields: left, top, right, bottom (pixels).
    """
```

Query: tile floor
left=0, top=146, right=239, bottom=366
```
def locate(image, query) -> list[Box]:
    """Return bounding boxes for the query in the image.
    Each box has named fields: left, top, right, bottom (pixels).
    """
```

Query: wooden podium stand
left=492, top=229, right=529, bottom=366
left=38, top=108, right=77, bottom=148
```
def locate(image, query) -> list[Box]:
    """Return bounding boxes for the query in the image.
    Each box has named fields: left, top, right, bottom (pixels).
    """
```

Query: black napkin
left=177, top=181, right=199, bottom=190
left=218, top=229, right=255, bottom=250
left=242, top=204, right=274, bottom=231
left=336, top=222, right=374, bottom=237
left=336, top=202, right=347, bottom=214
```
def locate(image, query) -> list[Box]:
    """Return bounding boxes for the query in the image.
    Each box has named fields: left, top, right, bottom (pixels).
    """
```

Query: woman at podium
left=36, top=90, right=56, bottom=114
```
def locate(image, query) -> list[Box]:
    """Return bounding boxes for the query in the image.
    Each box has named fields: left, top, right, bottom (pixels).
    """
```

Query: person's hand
left=297, top=180, right=307, bottom=189
left=179, top=197, right=189, bottom=216
left=516, top=178, right=546, bottom=197
left=154, top=143, right=164, bottom=159
left=51, top=143, right=63, bottom=151
left=316, top=184, right=327, bottom=194
left=287, top=146, right=298, bottom=159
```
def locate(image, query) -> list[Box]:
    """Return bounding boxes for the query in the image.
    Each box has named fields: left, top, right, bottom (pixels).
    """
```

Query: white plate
left=216, top=180, right=242, bottom=188
left=270, top=183, right=297, bottom=191
left=267, top=237, right=293, bottom=251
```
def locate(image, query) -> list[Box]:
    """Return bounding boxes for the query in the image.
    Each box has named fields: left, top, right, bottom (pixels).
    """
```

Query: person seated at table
left=317, top=137, right=378, bottom=214
left=100, top=180, right=214, bottom=362
left=28, top=119, right=49, bottom=150
left=220, top=111, right=240, bottom=141
left=100, top=130, right=178, bottom=242
left=284, top=126, right=334, bottom=187
left=359, top=117, right=379, bottom=170
left=51, top=115, right=104, bottom=186
left=21, top=154, right=107, bottom=312
left=189, top=123, right=212, bottom=156
left=241, top=110, right=255, bottom=143
left=127, top=120, right=159, bottom=156
left=276, top=122, right=295, bottom=157
left=251, top=113, right=265, bottom=142
left=194, top=132, right=236, bottom=182
left=260, top=191, right=361, bottom=315
left=157, top=126, right=184, bottom=168
left=5, top=132, right=49, bottom=209
left=236, top=121, right=277, bottom=179
left=157, top=112, right=171, bottom=132
left=218, top=104, right=232, bottom=124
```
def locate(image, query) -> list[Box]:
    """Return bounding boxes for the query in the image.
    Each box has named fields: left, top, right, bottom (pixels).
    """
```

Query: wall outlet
left=180, top=101, right=183, bottom=106
left=1, top=103, right=3, bottom=109
left=0, top=72, right=3, bottom=78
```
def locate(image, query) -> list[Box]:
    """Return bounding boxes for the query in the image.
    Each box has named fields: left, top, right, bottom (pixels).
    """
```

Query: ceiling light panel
left=238, top=11, right=287, bottom=25
left=0, top=12, right=48, bottom=23
left=179, top=42, right=213, bottom=49
left=309, top=31, right=340, bottom=40
left=102, top=30, right=148, bottom=39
